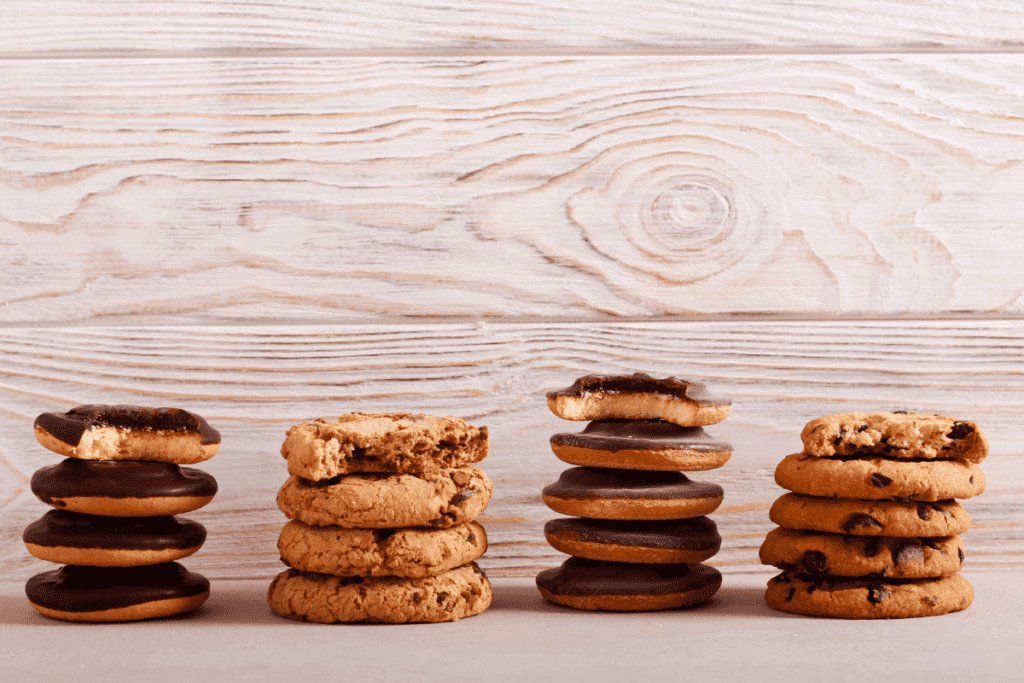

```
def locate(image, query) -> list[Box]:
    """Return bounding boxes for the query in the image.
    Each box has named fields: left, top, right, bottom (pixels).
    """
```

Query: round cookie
left=281, top=412, right=489, bottom=481
left=34, top=404, right=220, bottom=464
left=546, top=373, right=731, bottom=427
left=276, top=465, right=492, bottom=528
left=759, top=527, right=965, bottom=579
left=535, top=557, right=722, bottom=611
left=542, top=467, right=723, bottom=520
left=764, top=572, right=973, bottom=619
left=769, top=493, right=972, bottom=537
left=775, top=452, right=985, bottom=501
left=23, top=510, right=206, bottom=567
left=267, top=563, right=492, bottom=624
left=550, top=420, right=732, bottom=471
left=278, top=520, right=487, bottom=578
left=801, top=411, right=988, bottom=463
left=544, top=517, right=721, bottom=564
left=25, top=562, right=210, bottom=622
left=31, top=459, right=217, bottom=517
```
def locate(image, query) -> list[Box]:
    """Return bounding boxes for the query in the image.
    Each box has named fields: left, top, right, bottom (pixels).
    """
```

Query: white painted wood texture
left=2, top=0, right=1024, bottom=56
left=4, top=55, right=1024, bottom=323
left=1, top=320, right=1021, bottom=581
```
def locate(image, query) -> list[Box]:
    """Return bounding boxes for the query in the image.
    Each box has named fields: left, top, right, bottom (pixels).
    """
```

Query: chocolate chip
left=970, top=476, right=975, bottom=485
left=871, top=473, right=893, bottom=488
left=466, top=531, right=477, bottom=545
left=924, top=596, right=938, bottom=607
left=449, top=488, right=476, bottom=506
left=891, top=541, right=925, bottom=566
left=413, top=593, right=422, bottom=604
left=947, top=422, right=974, bottom=440
left=857, top=423, right=870, bottom=433
left=372, top=528, right=397, bottom=543
left=917, top=504, right=931, bottom=521
left=799, top=550, right=829, bottom=575
left=891, top=410, right=908, bottom=414
left=922, top=538, right=941, bottom=551
left=784, top=587, right=795, bottom=602
left=862, top=538, right=883, bottom=558
left=436, top=591, right=454, bottom=612
left=958, top=547, right=965, bottom=564
left=867, top=584, right=890, bottom=604
left=833, top=429, right=847, bottom=447
left=840, top=514, right=883, bottom=533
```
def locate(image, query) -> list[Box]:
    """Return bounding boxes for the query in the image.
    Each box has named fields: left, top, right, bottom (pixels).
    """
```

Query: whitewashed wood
left=3, top=56, right=1024, bottom=323
left=3, top=0, right=1024, bottom=57
left=1, top=320, right=1021, bottom=581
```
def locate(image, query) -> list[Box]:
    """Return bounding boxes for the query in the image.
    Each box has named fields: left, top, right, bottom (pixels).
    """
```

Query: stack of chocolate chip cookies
left=760, top=411, right=987, bottom=619
left=536, top=373, right=734, bottom=611
left=24, top=405, right=220, bottom=622
left=268, top=412, right=494, bottom=623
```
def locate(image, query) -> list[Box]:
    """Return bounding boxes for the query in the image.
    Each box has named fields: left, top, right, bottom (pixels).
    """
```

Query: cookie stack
left=268, top=412, right=494, bottom=623
left=24, top=405, right=219, bottom=622
left=760, top=411, right=987, bottom=619
left=536, top=373, right=734, bottom=611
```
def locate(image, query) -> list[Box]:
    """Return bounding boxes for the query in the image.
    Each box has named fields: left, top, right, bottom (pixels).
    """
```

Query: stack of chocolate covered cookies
left=268, top=412, right=494, bottom=623
left=760, top=411, right=987, bottom=619
left=536, top=373, right=734, bottom=611
left=24, top=405, right=219, bottom=622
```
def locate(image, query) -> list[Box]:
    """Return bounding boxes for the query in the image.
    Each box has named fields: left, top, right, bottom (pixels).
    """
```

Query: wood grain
left=1, top=319, right=1021, bottom=581
left=4, top=55, right=1024, bottom=323
left=3, top=1, right=1024, bottom=57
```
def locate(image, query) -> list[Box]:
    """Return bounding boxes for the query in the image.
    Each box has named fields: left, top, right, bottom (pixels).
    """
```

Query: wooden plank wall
left=2, top=1, right=1023, bottom=581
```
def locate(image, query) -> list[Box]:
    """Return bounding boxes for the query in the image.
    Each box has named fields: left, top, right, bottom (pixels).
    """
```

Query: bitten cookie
left=536, top=557, right=722, bottom=611
left=281, top=412, right=488, bottom=480
left=769, top=493, right=972, bottom=538
left=544, top=517, right=721, bottom=564
left=764, top=572, right=973, bottom=619
left=774, top=452, right=985, bottom=501
left=802, top=412, right=988, bottom=463
left=25, top=562, right=210, bottom=622
left=759, top=527, right=965, bottom=579
left=267, top=563, right=492, bottom=623
left=278, top=520, right=487, bottom=578
left=277, top=466, right=492, bottom=528
left=31, top=460, right=218, bottom=517
left=546, top=374, right=731, bottom=427
left=542, top=467, right=723, bottom=520
left=550, top=420, right=732, bottom=471
left=23, top=510, right=206, bottom=567
left=34, top=405, right=220, bottom=464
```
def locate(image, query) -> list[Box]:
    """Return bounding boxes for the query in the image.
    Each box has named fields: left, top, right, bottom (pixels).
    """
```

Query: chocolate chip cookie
left=802, top=412, right=988, bottom=463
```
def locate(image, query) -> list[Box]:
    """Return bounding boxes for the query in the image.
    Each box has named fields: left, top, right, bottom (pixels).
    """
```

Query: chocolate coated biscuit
left=281, top=412, right=488, bottom=480
left=23, top=510, right=206, bottom=567
left=764, top=571, right=973, bottom=619
left=544, top=517, right=721, bottom=564
left=535, top=557, right=722, bottom=611
left=278, top=520, right=487, bottom=578
left=542, top=467, right=723, bottom=520
left=546, top=373, right=731, bottom=427
left=31, top=459, right=217, bottom=517
left=34, top=405, right=220, bottom=464
left=25, top=562, right=210, bottom=622
left=802, top=412, right=988, bottom=463
left=267, top=563, right=492, bottom=623
left=759, top=527, right=965, bottom=579
left=550, top=420, right=732, bottom=471
left=775, top=452, right=985, bottom=501
left=769, top=493, right=972, bottom=538
left=276, top=466, right=492, bottom=528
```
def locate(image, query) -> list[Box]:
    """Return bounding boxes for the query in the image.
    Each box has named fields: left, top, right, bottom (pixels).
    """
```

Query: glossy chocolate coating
left=551, top=420, right=732, bottom=453
left=31, top=459, right=217, bottom=504
left=23, top=510, right=206, bottom=551
left=543, top=467, right=723, bottom=501
left=25, top=562, right=210, bottom=612
left=544, top=517, right=720, bottom=551
left=535, top=557, right=721, bottom=597
left=34, top=404, right=220, bottom=446
left=546, top=373, right=731, bottom=407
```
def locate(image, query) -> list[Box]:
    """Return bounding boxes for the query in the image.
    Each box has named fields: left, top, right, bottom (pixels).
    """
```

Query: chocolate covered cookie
left=267, top=562, right=492, bottom=623
left=536, top=557, right=722, bottom=611
left=281, top=412, right=488, bottom=480
left=31, top=459, right=217, bottom=517
left=802, top=412, right=988, bottom=463
left=542, top=467, right=723, bottom=520
left=546, top=374, right=731, bottom=427
left=544, top=517, right=721, bottom=564
left=550, top=420, right=732, bottom=471
left=34, top=405, right=220, bottom=464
